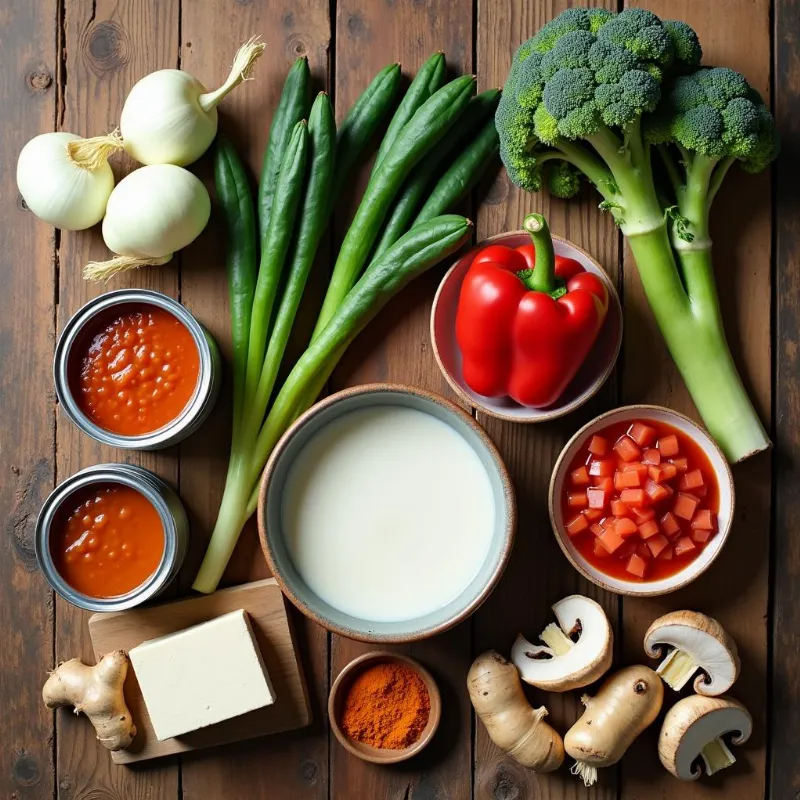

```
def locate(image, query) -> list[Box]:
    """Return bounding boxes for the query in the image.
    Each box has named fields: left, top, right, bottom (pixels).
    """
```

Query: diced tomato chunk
left=590, top=523, right=605, bottom=537
left=567, top=491, right=589, bottom=509
left=620, top=488, right=647, bottom=508
left=592, top=476, right=614, bottom=493
left=629, top=422, right=657, bottom=448
left=644, top=479, right=671, bottom=503
left=691, top=528, right=712, bottom=544
left=638, top=519, right=660, bottom=539
left=673, top=492, right=700, bottom=521
left=622, top=462, right=648, bottom=478
left=648, top=463, right=678, bottom=483
left=691, top=509, right=716, bottom=531
left=614, top=470, right=641, bottom=490
left=589, top=459, right=615, bottom=477
left=598, top=527, right=625, bottom=554
left=599, top=515, right=614, bottom=529
left=626, top=553, right=648, bottom=578
left=587, top=487, right=609, bottom=509
left=646, top=533, right=670, bottom=558
left=583, top=508, right=604, bottom=521
left=658, top=545, right=674, bottom=560
left=614, top=435, right=642, bottom=462
left=588, top=435, right=609, bottom=456
left=658, top=434, right=680, bottom=457
left=660, top=512, right=681, bottom=538
left=679, top=469, right=705, bottom=491
left=670, top=457, right=689, bottom=473
left=632, top=506, right=656, bottom=523
left=610, top=499, right=631, bottom=517
left=674, top=536, right=697, bottom=557
left=636, top=541, right=652, bottom=560
left=566, top=514, right=589, bottom=535
left=571, top=466, right=590, bottom=486
left=593, top=537, right=611, bottom=557
left=614, top=517, right=639, bottom=538
left=642, top=448, right=661, bottom=465
left=617, top=539, right=637, bottom=559
left=688, top=483, right=708, bottom=498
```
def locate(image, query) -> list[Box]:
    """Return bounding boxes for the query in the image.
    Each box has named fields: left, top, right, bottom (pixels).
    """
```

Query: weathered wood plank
left=0, top=1, right=57, bottom=797
left=328, top=2, right=475, bottom=797
left=620, top=2, right=772, bottom=798
left=54, top=1, right=180, bottom=797
left=770, top=0, right=800, bottom=795
left=473, top=2, right=620, bottom=799
left=178, top=1, right=331, bottom=798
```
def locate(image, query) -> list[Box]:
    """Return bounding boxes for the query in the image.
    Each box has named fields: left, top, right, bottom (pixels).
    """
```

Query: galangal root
left=42, top=650, right=136, bottom=751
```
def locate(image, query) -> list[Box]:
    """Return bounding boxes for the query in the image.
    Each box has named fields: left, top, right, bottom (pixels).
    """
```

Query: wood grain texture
left=0, top=1, right=57, bottom=798
left=473, top=2, right=620, bottom=799
left=771, top=0, right=800, bottom=795
left=177, top=2, right=331, bottom=799
left=54, top=1, right=181, bottom=797
left=620, top=2, right=772, bottom=799
left=88, top=579, right=310, bottom=764
left=329, top=2, right=475, bottom=798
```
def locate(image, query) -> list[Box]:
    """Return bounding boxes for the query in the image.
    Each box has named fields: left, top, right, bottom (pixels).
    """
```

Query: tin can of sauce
left=54, top=289, right=220, bottom=450
left=35, top=464, right=189, bottom=612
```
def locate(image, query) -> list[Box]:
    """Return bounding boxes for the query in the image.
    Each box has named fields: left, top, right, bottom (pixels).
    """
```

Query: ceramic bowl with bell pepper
left=431, top=215, right=622, bottom=423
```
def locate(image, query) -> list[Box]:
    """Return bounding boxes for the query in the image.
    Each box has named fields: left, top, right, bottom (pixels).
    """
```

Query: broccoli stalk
left=496, top=8, right=778, bottom=462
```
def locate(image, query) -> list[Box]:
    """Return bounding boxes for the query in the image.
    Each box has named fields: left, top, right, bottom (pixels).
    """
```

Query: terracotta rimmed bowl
left=257, top=383, right=516, bottom=643
left=549, top=405, right=735, bottom=596
left=328, top=651, right=441, bottom=764
left=431, top=231, right=623, bottom=423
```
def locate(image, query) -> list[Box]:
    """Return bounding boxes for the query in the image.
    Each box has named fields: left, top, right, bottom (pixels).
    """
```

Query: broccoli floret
left=545, top=161, right=583, bottom=198
left=645, top=66, right=779, bottom=167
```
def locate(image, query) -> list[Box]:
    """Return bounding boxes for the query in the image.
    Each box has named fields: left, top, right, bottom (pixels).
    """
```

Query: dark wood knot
left=347, top=13, right=368, bottom=39
left=285, top=35, right=309, bottom=60
left=83, top=19, right=130, bottom=75
left=12, top=750, right=40, bottom=787
left=299, top=759, right=318, bottom=784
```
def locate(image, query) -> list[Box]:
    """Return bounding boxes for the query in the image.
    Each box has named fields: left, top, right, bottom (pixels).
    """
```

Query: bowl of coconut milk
left=257, top=384, right=515, bottom=642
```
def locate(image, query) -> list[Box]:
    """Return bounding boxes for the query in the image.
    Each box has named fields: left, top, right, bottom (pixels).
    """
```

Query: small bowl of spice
left=328, top=651, right=441, bottom=764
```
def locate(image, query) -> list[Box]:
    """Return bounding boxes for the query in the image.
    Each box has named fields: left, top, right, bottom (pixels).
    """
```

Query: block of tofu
left=129, top=609, right=276, bottom=741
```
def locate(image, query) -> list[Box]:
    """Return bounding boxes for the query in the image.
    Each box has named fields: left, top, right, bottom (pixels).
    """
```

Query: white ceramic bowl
left=549, top=405, right=735, bottom=596
left=430, top=231, right=623, bottom=423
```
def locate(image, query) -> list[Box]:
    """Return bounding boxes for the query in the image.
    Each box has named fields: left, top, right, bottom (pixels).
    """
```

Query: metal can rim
left=35, top=463, right=186, bottom=612
left=54, top=289, right=218, bottom=450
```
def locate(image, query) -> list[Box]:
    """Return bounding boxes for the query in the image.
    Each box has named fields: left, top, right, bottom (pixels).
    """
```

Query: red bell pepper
left=455, top=213, right=609, bottom=407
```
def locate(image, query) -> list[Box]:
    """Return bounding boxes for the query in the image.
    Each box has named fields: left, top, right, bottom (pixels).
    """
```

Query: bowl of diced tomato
left=549, top=406, right=734, bottom=596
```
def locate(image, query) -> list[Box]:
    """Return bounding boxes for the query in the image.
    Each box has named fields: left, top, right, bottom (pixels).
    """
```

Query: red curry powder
left=339, top=662, right=431, bottom=749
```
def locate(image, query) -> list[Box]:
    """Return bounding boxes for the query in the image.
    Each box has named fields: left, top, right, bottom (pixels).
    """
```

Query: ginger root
left=42, top=650, right=136, bottom=751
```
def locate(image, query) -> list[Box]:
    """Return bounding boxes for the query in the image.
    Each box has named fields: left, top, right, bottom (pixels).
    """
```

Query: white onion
left=68, top=37, right=265, bottom=170
left=16, top=132, right=114, bottom=230
left=83, top=164, right=210, bottom=282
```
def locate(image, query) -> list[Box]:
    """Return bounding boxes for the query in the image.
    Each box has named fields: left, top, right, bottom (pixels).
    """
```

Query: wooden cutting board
left=88, top=578, right=311, bottom=764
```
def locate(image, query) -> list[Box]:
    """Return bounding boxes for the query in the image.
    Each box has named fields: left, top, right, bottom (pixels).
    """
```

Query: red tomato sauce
left=71, top=304, right=199, bottom=436
left=51, top=483, right=164, bottom=598
left=561, top=419, right=720, bottom=582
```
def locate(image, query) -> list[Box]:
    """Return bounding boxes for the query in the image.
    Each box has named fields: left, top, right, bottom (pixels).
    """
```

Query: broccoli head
left=497, top=7, right=702, bottom=194
left=645, top=66, right=779, bottom=172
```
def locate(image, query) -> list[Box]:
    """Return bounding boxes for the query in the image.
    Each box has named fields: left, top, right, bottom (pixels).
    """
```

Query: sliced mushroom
left=511, top=595, right=613, bottom=692
left=644, top=611, right=739, bottom=695
left=658, top=695, right=752, bottom=780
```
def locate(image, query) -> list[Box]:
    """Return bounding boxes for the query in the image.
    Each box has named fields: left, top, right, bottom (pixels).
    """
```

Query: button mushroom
left=565, top=665, right=664, bottom=787
left=644, top=610, right=739, bottom=695
left=468, top=651, right=564, bottom=772
left=658, top=695, right=752, bottom=780
left=511, top=594, right=613, bottom=692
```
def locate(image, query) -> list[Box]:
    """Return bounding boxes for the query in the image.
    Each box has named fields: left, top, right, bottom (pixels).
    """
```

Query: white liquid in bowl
left=282, top=405, right=496, bottom=622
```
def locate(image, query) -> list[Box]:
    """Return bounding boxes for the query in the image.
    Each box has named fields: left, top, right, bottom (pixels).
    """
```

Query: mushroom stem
left=540, top=623, right=574, bottom=656
left=657, top=648, right=699, bottom=690
left=570, top=761, right=598, bottom=787
left=701, top=737, right=737, bottom=775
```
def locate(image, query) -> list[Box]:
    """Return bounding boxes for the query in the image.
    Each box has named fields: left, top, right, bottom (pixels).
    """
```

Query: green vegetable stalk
left=495, top=7, right=779, bottom=462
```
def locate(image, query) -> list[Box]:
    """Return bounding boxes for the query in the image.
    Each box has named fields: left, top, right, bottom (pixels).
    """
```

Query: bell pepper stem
left=522, top=213, right=557, bottom=294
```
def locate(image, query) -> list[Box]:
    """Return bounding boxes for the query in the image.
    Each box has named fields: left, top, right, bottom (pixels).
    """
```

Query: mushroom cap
left=511, top=594, right=613, bottom=692
left=658, top=695, right=752, bottom=780
left=644, top=610, right=740, bottom=695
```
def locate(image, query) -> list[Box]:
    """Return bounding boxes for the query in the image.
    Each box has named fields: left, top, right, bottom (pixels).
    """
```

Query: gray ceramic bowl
left=257, top=384, right=515, bottom=643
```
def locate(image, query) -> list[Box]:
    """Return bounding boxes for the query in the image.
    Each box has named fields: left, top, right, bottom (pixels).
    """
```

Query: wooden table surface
left=2, top=0, right=798, bottom=798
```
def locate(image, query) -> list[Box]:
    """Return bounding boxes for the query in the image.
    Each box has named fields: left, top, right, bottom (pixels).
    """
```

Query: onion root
left=66, top=129, right=124, bottom=171
left=83, top=254, right=172, bottom=282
